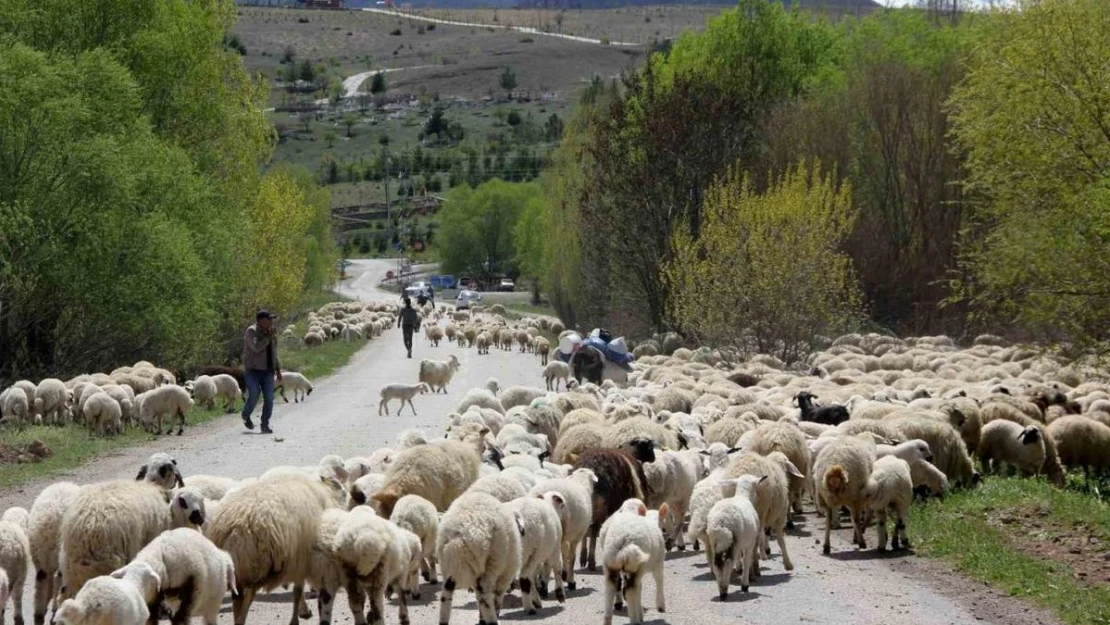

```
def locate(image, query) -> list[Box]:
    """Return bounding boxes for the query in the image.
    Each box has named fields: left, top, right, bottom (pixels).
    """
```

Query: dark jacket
left=398, top=307, right=420, bottom=329
left=242, top=324, right=281, bottom=372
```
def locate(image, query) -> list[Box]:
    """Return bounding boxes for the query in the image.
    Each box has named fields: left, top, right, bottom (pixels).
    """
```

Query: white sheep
left=28, top=481, right=80, bottom=623
left=209, top=374, right=242, bottom=413
left=378, top=382, right=430, bottom=416
left=456, top=388, right=506, bottom=415
left=436, top=492, right=523, bottom=625
left=644, top=449, right=701, bottom=550
left=188, top=375, right=218, bottom=410
left=813, top=435, right=876, bottom=554
left=138, top=384, right=193, bottom=436
left=333, top=505, right=415, bottom=625
left=498, top=386, right=546, bottom=411
left=0, top=509, right=31, bottom=625
left=33, top=378, right=68, bottom=426
left=82, top=392, right=122, bottom=437
left=371, top=437, right=486, bottom=518
left=418, top=355, right=461, bottom=394
left=305, top=508, right=349, bottom=625
left=206, top=473, right=342, bottom=625
left=527, top=468, right=596, bottom=592
left=977, top=420, right=1046, bottom=477
left=706, top=474, right=763, bottom=599
left=598, top=499, right=668, bottom=625
left=277, top=372, right=314, bottom=403
left=136, top=453, right=184, bottom=491
left=58, top=480, right=173, bottom=599
left=389, top=494, right=440, bottom=591
left=110, top=528, right=236, bottom=625
left=53, top=562, right=160, bottom=625
left=1, top=387, right=31, bottom=428
left=181, top=475, right=239, bottom=500
left=543, top=361, right=572, bottom=392
left=467, top=473, right=529, bottom=502
left=863, top=456, right=914, bottom=552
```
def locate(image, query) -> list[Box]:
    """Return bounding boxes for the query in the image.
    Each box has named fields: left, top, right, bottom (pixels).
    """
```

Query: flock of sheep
left=4, top=296, right=1110, bottom=625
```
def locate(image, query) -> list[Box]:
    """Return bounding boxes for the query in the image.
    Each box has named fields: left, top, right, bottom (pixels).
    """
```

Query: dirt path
left=0, top=259, right=1060, bottom=624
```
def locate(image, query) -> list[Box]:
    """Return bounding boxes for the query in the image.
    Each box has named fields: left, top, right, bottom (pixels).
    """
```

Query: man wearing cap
left=397, top=297, right=420, bottom=358
left=241, top=310, right=282, bottom=434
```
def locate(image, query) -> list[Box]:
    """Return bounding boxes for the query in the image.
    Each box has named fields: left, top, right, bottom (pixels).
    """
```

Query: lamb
left=977, top=420, right=1047, bottom=477
left=206, top=473, right=342, bottom=625
left=138, top=384, right=193, bottom=436
left=535, top=337, right=551, bottom=365
left=862, top=456, right=913, bottom=552
left=643, top=449, right=701, bottom=550
left=498, top=385, right=547, bottom=411
left=418, top=355, right=461, bottom=394
left=277, top=372, right=314, bottom=403
left=27, top=481, right=80, bottom=624
left=378, top=382, right=431, bottom=416
left=109, top=528, right=236, bottom=625
left=467, top=473, right=529, bottom=502
left=1, top=387, right=30, bottom=428
left=813, top=435, right=876, bottom=554
left=136, top=453, right=185, bottom=491
left=371, top=437, right=486, bottom=517
left=304, top=508, right=349, bottom=625
left=543, top=361, right=572, bottom=392
left=210, top=374, right=243, bottom=413
left=333, top=506, right=414, bottom=625
left=456, top=388, right=506, bottom=415
left=82, top=392, right=123, bottom=437
left=0, top=509, right=31, bottom=625
left=52, top=562, right=160, bottom=625
left=188, top=375, right=219, bottom=410
left=744, top=421, right=811, bottom=520
left=573, top=445, right=655, bottom=571
left=436, top=492, right=522, bottom=625
left=706, top=475, right=763, bottom=599
left=389, top=495, right=440, bottom=590
left=33, top=378, right=69, bottom=426
left=598, top=499, right=668, bottom=625
left=502, top=495, right=566, bottom=614
left=721, top=451, right=800, bottom=573
left=58, top=480, right=173, bottom=599
left=1046, top=416, right=1110, bottom=478
left=527, top=469, right=597, bottom=592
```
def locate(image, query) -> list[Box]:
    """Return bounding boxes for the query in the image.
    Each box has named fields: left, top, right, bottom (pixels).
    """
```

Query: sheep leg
left=342, top=579, right=367, bottom=625
left=232, top=586, right=256, bottom=625
left=713, top=550, right=731, bottom=600
left=366, top=578, right=386, bottom=625
left=823, top=506, right=833, bottom=554
left=397, top=578, right=411, bottom=625
left=34, top=568, right=54, bottom=625
left=405, top=398, right=417, bottom=416
left=315, top=586, right=335, bottom=625
left=876, top=509, right=889, bottom=552
left=602, top=570, right=620, bottom=625
left=562, top=540, right=577, bottom=591
left=671, top=504, right=687, bottom=550
left=773, top=523, right=794, bottom=571
left=586, top=525, right=599, bottom=571
left=438, top=577, right=455, bottom=625
left=550, top=549, right=566, bottom=603
left=578, top=532, right=589, bottom=568
left=738, top=544, right=750, bottom=593
left=625, top=572, right=643, bottom=624
left=852, top=507, right=867, bottom=549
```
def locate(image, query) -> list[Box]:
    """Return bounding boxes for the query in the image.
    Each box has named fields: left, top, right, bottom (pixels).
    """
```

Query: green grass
left=910, top=477, right=1110, bottom=625
left=504, top=301, right=557, bottom=318
left=279, top=335, right=366, bottom=381
left=0, top=406, right=223, bottom=490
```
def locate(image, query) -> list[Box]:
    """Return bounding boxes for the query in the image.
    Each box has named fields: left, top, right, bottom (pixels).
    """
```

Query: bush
left=390, top=28, right=402, bottom=36
left=665, top=162, right=862, bottom=364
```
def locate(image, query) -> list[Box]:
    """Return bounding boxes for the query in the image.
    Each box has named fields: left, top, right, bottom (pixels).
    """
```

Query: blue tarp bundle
left=557, top=337, right=634, bottom=368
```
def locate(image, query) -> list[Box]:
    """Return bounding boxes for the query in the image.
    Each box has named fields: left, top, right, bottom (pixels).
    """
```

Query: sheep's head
left=447, top=355, right=461, bottom=372
left=622, top=437, right=657, bottom=464
left=137, top=453, right=183, bottom=490
left=172, top=488, right=207, bottom=529
left=1017, top=426, right=1042, bottom=445
left=110, top=561, right=162, bottom=604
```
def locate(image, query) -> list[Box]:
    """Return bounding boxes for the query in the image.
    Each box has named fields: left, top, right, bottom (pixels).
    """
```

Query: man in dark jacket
left=242, top=310, right=282, bottom=434
left=397, top=297, right=420, bottom=358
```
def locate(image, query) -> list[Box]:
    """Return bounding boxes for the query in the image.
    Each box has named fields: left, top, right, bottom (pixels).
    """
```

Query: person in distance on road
left=398, top=297, right=420, bottom=359
left=241, top=310, right=282, bottom=434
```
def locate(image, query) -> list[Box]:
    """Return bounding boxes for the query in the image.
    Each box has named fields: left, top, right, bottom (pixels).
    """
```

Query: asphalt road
left=0, top=260, right=1060, bottom=625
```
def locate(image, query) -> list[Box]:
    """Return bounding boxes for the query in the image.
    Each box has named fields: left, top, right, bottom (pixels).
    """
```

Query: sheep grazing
left=796, top=391, right=849, bottom=426
left=197, top=366, right=246, bottom=393
left=28, top=481, right=80, bottom=624
left=598, top=499, right=668, bottom=625
left=210, top=374, right=243, bottom=413
left=53, top=562, right=161, bottom=625
left=813, top=436, right=876, bottom=554
left=139, top=384, right=193, bottom=436
left=58, top=480, right=173, bottom=599
left=277, top=372, right=314, bottom=403
left=0, top=508, right=31, bottom=625
left=188, top=375, right=219, bottom=410
left=33, top=378, right=68, bottom=426
left=436, top=492, right=522, bottom=625
left=110, top=528, right=236, bottom=625
left=378, top=382, right=431, bottom=416
left=863, top=456, right=914, bottom=552
left=706, top=475, right=763, bottom=599
left=82, top=392, right=123, bottom=437
left=418, top=355, right=461, bottom=394
left=206, top=473, right=341, bottom=625
left=543, top=361, right=572, bottom=392
left=977, top=420, right=1047, bottom=477
left=1046, top=416, right=1110, bottom=479
left=1, top=387, right=31, bottom=428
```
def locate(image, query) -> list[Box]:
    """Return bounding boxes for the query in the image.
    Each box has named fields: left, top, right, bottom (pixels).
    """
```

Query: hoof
left=719, top=591, right=728, bottom=601
left=613, top=602, right=624, bottom=611
left=823, top=543, right=831, bottom=555
left=741, top=585, right=749, bottom=592
left=411, top=591, right=421, bottom=600
left=422, top=570, right=433, bottom=583
left=786, top=519, right=795, bottom=530
left=877, top=546, right=887, bottom=553
left=526, top=608, right=537, bottom=615
left=555, top=589, right=566, bottom=603
left=566, top=582, right=577, bottom=591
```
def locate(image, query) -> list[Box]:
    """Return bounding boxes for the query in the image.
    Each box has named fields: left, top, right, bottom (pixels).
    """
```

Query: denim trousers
left=243, top=369, right=275, bottom=426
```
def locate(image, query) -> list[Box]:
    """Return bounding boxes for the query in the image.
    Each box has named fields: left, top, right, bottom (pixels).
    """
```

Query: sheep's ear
left=136, top=466, right=148, bottom=481
left=548, top=492, right=565, bottom=508
left=636, top=503, right=647, bottom=517
left=537, top=450, right=551, bottom=462
left=783, top=461, right=804, bottom=479
left=698, top=450, right=710, bottom=456
left=109, top=567, right=127, bottom=579
left=758, top=475, right=768, bottom=483
left=174, top=469, right=185, bottom=489
left=677, top=433, right=688, bottom=450
left=726, top=447, right=740, bottom=454
left=658, top=502, right=669, bottom=519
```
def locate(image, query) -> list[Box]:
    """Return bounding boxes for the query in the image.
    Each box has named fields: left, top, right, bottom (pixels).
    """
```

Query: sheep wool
left=813, top=435, right=876, bottom=554
left=372, top=440, right=483, bottom=517
left=977, top=420, right=1046, bottom=477
left=598, top=500, right=668, bottom=625
left=28, top=480, right=80, bottom=622
left=0, top=512, right=31, bottom=625
left=863, top=456, right=914, bottom=552
left=706, top=475, right=763, bottom=599
left=53, top=564, right=159, bottom=625
left=502, top=495, right=567, bottom=613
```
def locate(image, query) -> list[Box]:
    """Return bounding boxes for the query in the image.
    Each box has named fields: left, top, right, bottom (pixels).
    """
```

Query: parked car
left=499, top=278, right=515, bottom=292
left=455, top=290, right=482, bottom=310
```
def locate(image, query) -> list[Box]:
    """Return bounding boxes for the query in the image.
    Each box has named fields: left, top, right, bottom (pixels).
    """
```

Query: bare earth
left=0, top=259, right=1061, bottom=625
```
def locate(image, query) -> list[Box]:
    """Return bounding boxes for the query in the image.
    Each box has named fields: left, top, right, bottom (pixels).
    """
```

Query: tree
left=437, top=179, right=539, bottom=279
left=499, top=66, right=517, bottom=99
left=323, top=131, right=337, bottom=148
left=298, top=58, right=316, bottom=82
left=424, top=106, right=448, bottom=141
left=544, top=113, right=564, bottom=142
left=665, top=163, right=863, bottom=364
left=948, top=0, right=1110, bottom=346
left=370, top=71, right=386, bottom=95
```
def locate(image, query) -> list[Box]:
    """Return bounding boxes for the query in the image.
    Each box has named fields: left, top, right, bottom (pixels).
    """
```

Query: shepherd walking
left=398, top=296, right=420, bottom=358
left=242, top=310, right=282, bottom=434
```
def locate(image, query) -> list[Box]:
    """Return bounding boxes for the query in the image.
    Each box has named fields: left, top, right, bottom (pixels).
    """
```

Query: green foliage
left=665, top=163, right=863, bottom=363
left=499, top=66, right=517, bottom=97
left=369, top=71, right=386, bottom=95
left=438, top=179, right=539, bottom=279
left=0, top=0, right=336, bottom=377
left=949, top=0, right=1110, bottom=347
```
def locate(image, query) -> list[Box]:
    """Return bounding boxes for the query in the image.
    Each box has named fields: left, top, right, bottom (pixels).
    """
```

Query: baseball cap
left=256, top=310, right=276, bottom=321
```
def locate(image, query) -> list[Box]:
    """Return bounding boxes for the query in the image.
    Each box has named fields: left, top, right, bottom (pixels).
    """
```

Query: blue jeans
left=243, top=369, right=275, bottom=427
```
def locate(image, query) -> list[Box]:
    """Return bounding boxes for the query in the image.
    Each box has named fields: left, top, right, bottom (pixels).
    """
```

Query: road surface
left=0, top=259, right=1059, bottom=625
left=341, top=66, right=440, bottom=99
left=360, top=8, right=642, bottom=47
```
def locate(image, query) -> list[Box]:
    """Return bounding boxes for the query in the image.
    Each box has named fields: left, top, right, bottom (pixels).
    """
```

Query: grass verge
left=504, top=301, right=557, bottom=318
left=280, top=336, right=366, bottom=382
left=910, top=476, right=1110, bottom=625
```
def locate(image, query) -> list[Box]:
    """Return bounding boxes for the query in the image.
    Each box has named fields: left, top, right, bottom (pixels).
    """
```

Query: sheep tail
left=609, top=544, right=650, bottom=573
left=824, top=465, right=848, bottom=496
left=707, top=527, right=733, bottom=561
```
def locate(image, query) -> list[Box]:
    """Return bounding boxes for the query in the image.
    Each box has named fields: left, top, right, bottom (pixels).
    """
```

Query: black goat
left=795, top=391, right=849, bottom=426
